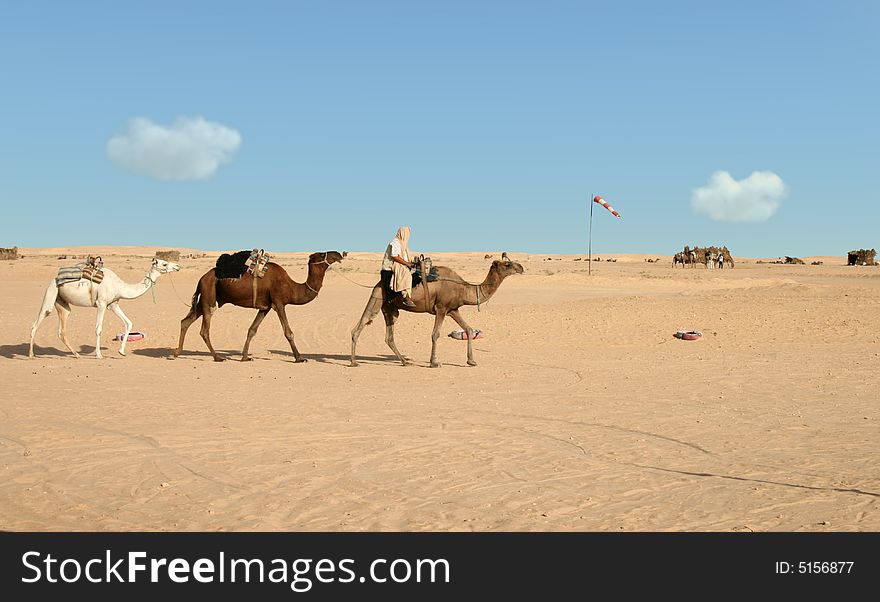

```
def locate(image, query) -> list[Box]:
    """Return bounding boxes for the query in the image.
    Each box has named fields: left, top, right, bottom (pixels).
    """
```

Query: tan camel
left=350, top=258, right=524, bottom=368
left=174, top=251, right=345, bottom=362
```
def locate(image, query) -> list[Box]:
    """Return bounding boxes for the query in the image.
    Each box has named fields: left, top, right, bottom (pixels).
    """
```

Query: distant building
left=0, top=247, right=20, bottom=260
left=847, top=249, right=877, bottom=266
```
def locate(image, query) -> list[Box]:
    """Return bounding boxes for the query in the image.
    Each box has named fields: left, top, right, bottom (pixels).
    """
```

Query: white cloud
left=691, top=170, right=786, bottom=222
left=107, top=116, right=241, bottom=181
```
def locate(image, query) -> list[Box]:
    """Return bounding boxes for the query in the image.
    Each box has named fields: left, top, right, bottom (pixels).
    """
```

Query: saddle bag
left=79, top=256, right=105, bottom=284
left=411, top=255, right=439, bottom=288
left=81, top=266, right=104, bottom=284
left=246, top=249, right=272, bottom=278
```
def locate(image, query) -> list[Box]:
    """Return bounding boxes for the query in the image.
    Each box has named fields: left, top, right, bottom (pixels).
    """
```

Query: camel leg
left=107, top=301, right=132, bottom=356
left=55, top=299, right=80, bottom=358
left=276, top=305, right=306, bottom=363
left=174, top=306, right=202, bottom=358
left=449, top=309, right=477, bottom=367
left=380, top=306, right=408, bottom=366
left=29, top=282, right=59, bottom=358
left=108, top=302, right=133, bottom=356
left=350, top=289, right=384, bottom=367
left=200, top=307, right=224, bottom=362
left=94, top=302, right=107, bottom=359
left=429, top=311, right=447, bottom=368
left=241, top=309, right=269, bottom=361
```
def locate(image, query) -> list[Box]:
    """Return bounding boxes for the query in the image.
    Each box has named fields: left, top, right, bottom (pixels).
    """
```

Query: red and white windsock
left=592, top=195, right=621, bottom=218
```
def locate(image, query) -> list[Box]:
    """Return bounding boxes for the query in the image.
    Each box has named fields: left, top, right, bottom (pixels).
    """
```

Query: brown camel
left=174, top=251, right=346, bottom=362
left=350, top=258, right=524, bottom=368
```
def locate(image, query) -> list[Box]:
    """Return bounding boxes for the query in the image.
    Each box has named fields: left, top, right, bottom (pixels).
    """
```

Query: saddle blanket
left=55, top=263, right=104, bottom=286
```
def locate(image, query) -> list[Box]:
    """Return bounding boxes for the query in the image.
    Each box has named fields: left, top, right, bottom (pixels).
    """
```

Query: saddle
left=81, top=256, right=104, bottom=284
left=55, top=256, right=104, bottom=286
left=411, top=255, right=439, bottom=289
left=246, top=248, right=272, bottom=278
left=215, top=249, right=271, bottom=280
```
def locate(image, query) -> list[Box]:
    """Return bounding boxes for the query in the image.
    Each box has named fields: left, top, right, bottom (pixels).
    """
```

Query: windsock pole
left=588, top=193, right=594, bottom=275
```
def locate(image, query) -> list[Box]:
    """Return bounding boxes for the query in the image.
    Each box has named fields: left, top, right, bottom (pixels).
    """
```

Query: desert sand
left=1, top=247, right=878, bottom=531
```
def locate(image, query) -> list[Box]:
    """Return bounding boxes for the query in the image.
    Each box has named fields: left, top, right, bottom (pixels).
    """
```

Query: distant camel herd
left=673, top=246, right=734, bottom=269
left=28, top=251, right=524, bottom=368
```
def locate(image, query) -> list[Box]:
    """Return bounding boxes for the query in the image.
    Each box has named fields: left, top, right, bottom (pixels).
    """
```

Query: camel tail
left=189, top=287, right=201, bottom=314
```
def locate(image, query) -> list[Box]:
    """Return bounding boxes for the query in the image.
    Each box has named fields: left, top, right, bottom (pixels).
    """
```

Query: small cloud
left=107, top=116, right=241, bottom=181
left=691, top=170, right=786, bottom=222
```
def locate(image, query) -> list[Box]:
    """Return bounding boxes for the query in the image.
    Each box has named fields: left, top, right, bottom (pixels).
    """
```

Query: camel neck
left=288, top=261, right=329, bottom=304
left=118, top=270, right=159, bottom=300
left=466, top=266, right=503, bottom=306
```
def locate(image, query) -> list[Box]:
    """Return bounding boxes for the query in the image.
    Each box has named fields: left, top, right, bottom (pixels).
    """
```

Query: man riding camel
left=381, top=226, right=416, bottom=307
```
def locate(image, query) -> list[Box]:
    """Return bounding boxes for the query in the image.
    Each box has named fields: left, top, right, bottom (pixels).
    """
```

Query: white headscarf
left=395, top=226, right=411, bottom=260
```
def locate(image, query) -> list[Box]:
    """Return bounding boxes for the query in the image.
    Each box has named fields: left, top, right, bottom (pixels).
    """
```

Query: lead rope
left=145, top=275, right=157, bottom=304
left=325, top=264, right=376, bottom=288
left=166, top=272, right=195, bottom=308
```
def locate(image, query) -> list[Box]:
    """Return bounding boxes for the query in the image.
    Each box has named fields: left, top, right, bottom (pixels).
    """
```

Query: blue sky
left=1, top=1, right=877, bottom=256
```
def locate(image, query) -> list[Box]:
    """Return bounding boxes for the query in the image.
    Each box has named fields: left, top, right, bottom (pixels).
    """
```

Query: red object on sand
left=114, top=331, right=145, bottom=341
left=674, top=330, right=702, bottom=340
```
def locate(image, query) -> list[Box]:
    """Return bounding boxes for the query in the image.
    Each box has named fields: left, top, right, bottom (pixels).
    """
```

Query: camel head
left=492, top=258, right=524, bottom=278
left=151, top=258, right=181, bottom=273
left=309, top=251, right=346, bottom=267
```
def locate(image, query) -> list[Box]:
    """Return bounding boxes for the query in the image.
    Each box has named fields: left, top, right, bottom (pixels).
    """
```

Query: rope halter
left=306, top=253, right=332, bottom=293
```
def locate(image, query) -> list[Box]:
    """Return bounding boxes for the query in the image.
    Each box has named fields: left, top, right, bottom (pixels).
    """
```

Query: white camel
left=29, top=258, right=180, bottom=359
left=706, top=250, right=717, bottom=269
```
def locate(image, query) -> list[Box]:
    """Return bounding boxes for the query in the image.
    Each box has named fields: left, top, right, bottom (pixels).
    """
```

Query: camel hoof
left=295, top=358, right=308, bottom=364
left=118, top=349, right=126, bottom=356
left=349, top=361, right=359, bottom=367
left=430, top=362, right=441, bottom=368
left=467, top=360, right=477, bottom=367
left=213, top=357, right=225, bottom=363
left=241, top=356, right=253, bottom=362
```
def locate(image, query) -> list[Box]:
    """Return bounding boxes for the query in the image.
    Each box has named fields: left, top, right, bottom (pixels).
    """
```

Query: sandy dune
left=1, top=248, right=878, bottom=531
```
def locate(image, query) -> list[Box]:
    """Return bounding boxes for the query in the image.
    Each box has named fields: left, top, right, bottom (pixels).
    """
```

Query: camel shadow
left=268, top=350, right=482, bottom=368
left=269, top=350, right=400, bottom=366
left=133, top=347, right=247, bottom=360
left=0, top=343, right=98, bottom=359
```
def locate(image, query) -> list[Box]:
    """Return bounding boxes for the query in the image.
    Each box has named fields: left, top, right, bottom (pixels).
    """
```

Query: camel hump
left=433, top=266, right=459, bottom=279
left=214, top=250, right=252, bottom=279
